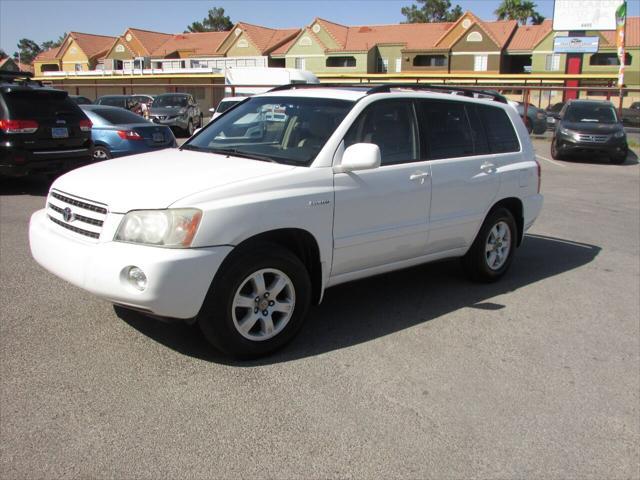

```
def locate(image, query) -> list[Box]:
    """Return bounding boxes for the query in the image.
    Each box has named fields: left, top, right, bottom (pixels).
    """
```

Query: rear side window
left=87, top=108, right=146, bottom=125
left=2, top=90, right=85, bottom=121
left=418, top=100, right=475, bottom=159
left=344, top=99, right=419, bottom=166
left=476, top=105, right=520, bottom=153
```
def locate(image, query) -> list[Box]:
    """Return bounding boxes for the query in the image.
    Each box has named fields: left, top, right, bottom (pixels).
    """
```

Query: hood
left=150, top=106, right=183, bottom=116
left=52, top=149, right=295, bottom=213
left=561, top=121, right=622, bottom=134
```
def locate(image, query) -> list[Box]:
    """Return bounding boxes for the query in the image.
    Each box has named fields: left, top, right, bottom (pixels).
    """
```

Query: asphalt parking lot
left=1, top=139, right=639, bottom=479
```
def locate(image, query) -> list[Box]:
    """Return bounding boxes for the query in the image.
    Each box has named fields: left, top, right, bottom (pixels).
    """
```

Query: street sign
left=553, top=36, right=600, bottom=53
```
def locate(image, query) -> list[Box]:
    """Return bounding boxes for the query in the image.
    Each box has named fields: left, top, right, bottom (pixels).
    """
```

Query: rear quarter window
left=476, top=104, right=520, bottom=153
left=89, top=108, right=146, bottom=125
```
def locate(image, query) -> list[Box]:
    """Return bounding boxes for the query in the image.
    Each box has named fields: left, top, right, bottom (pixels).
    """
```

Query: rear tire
left=463, top=207, right=517, bottom=283
left=185, top=119, right=194, bottom=137
left=198, top=244, right=311, bottom=359
left=92, top=146, right=111, bottom=161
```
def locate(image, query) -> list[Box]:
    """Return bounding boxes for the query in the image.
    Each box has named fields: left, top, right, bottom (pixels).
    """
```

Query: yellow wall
left=59, top=38, right=90, bottom=71
left=225, top=31, right=262, bottom=56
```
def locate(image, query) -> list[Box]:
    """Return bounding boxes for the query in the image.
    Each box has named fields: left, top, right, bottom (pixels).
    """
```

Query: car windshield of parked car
left=183, top=96, right=354, bottom=166
left=565, top=104, right=618, bottom=123
left=154, top=95, right=188, bottom=108
left=217, top=99, right=242, bottom=114
left=87, top=108, right=148, bottom=125
left=98, top=97, right=124, bottom=107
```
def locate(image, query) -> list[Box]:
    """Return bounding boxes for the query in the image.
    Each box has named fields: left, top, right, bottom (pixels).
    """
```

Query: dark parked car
left=551, top=100, right=628, bottom=164
left=514, top=102, right=547, bottom=134
left=0, top=71, right=92, bottom=177
left=69, top=95, right=93, bottom=105
left=149, top=93, right=202, bottom=136
left=96, top=95, right=143, bottom=116
left=545, top=102, right=565, bottom=130
left=620, top=101, right=640, bottom=127
left=81, top=105, right=176, bottom=160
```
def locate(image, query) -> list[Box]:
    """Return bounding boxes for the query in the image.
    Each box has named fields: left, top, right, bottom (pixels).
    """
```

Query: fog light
left=127, top=266, right=147, bottom=291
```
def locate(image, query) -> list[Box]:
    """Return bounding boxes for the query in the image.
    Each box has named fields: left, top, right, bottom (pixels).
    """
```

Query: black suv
left=551, top=100, right=628, bottom=164
left=0, top=72, right=93, bottom=177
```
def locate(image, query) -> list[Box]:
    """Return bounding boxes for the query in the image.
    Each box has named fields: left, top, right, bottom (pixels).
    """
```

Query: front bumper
left=556, top=134, right=627, bottom=156
left=29, top=209, right=232, bottom=319
left=150, top=116, right=189, bottom=130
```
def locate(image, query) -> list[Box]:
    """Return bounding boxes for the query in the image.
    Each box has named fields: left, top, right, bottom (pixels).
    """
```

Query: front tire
left=198, top=244, right=311, bottom=358
left=550, top=138, right=564, bottom=160
left=185, top=119, right=194, bottom=137
left=463, top=207, right=517, bottom=283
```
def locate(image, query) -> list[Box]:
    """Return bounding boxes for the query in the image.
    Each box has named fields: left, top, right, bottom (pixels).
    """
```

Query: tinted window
left=344, top=100, right=418, bottom=165
left=98, top=97, right=125, bottom=107
left=418, top=100, right=474, bottom=159
left=477, top=105, right=520, bottom=153
left=87, top=108, right=147, bottom=125
left=2, top=91, right=85, bottom=121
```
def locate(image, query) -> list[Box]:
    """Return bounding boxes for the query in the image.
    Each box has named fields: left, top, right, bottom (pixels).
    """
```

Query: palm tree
left=495, top=0, right=545, bottom=25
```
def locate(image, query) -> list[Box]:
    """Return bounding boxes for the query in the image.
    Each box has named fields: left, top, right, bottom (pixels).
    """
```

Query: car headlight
left=560, top=127, right=573, bottom=136
left=614, top=130, right=626, bottom=138
left=115, top=209, right=202, bottom=247
left=179, top=108, right=187, bottom=115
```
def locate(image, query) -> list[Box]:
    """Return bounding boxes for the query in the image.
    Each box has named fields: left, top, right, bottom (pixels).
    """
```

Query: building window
left=326, top=56, right=356, bottom=67
left=75, top=64, right=82, bottom=72
left=115, top=45, right=125, bottom=53
left=467, top=31, right=483, bottom=42
left=295, top=57, right=306, bottom=70
left=299, top=36, right=312, bottom=46
left=395, top=58, right=402, bottom=73
left=41, top=64, right=60, bottom=72
left=377, top=57, right=388, bottom=73
left=545, top=54, right=561, bottom=71
left=589, top=53, right=632, bottom=66
left=237, top=38, right=249, bottom=48
left=413, top=55, right=446, bottom=67
left=474, top=55, right=488, bottom=71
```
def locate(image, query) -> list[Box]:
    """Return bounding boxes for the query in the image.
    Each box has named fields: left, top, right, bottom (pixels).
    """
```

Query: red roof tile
left=34, top=47, right=58, bottom=62
left=230, top=22, right=300, bottom=54
left=128, top=28, right=173, bottom=56
left=58, top=32, right=117, bottom=60
left=152, top=31, right=227, bottom=57
left=506, top=19, right=552, bottom=51
left=601, top=16, right=639, bottom=47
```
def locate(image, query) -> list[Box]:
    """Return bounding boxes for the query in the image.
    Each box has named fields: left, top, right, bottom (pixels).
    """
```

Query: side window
left=418, top=100, right=474, bottom=159
left=477, top=105, right=520, bottom=153
left=344, top=100, right=419, bottom=166
left=466, top=105, right=490, bottom=155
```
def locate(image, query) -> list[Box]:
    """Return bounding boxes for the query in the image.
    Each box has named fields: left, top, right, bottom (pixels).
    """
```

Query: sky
left=1, top=0, right=639, bottom=55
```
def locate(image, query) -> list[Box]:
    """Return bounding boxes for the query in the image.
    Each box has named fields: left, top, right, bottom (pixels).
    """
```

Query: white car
left=29, top=84, right=543, bottom=358
left=209, top=96, right=245, bottom=121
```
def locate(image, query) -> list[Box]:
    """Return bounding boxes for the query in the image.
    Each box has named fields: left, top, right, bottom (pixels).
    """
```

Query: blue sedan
left=81, top=105, right=176, bottom=160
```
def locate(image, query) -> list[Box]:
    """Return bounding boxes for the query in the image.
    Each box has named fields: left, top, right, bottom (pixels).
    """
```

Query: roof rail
left=268, top=82, right=508, bottom=104
left=0, top=70, right=34, bottom=79
left=365, top=83, right=509, bottom=103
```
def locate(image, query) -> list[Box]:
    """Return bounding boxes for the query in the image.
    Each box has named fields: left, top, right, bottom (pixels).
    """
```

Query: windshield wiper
left=210, top=148, right=277, bottom=163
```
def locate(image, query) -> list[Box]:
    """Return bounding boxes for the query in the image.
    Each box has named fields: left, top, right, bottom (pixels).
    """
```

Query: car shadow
left=116, top=234, right=601, bottom=365
left=561, top=147, right=639, bottom=166
left=0, top=175, right=51, bottom=196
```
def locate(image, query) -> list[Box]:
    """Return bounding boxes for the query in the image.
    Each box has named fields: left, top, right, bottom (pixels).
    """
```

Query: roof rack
left=268, top=82, right=508, bottom=104
left=0, top=70, right=44, bottom=87
left=0, top=70, right=34, bottom=79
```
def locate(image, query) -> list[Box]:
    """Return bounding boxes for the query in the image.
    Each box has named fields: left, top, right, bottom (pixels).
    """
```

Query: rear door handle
left=481, top=162, right=496, bottom=173
left=409, top=171, right=430, bottom=184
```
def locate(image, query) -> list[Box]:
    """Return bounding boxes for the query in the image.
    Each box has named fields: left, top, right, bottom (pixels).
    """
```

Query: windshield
left=217, top=99, right=242, bottom=114
left=97, top=97, right=124, bottom=107
left=184, top=96, right=354, bottom=166
left=565, top=104, right=618, bottom=123
left=154, top=95, right=188, bottom=108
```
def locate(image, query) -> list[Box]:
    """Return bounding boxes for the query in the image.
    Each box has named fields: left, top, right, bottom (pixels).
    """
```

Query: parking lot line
left=536, top=154, right=567, bottom=168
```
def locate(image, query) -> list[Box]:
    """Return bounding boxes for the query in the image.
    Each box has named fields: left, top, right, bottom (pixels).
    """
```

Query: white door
left=332, top=99, right=431, bottom=276
left=417, top=99, right=508, bottom=253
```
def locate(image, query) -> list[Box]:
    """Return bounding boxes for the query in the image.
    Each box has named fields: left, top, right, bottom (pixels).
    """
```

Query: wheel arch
left=214, top=228, right=324, bottom=305
left=490, top=197, right=524, bottom=246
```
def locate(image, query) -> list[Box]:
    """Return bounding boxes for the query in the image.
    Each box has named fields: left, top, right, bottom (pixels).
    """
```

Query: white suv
left=29, top=84, right=543, bottom=358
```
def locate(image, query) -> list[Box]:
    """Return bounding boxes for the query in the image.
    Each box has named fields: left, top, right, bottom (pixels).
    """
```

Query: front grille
left=576, top=133, right=609, bottom=143
left=46, top=189, right=108, bottom=240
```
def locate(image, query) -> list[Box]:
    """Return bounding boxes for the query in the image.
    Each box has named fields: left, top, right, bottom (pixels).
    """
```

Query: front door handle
left=481, top=162, right=496, bottom=173
left=409, top=171, right=430, bottom=184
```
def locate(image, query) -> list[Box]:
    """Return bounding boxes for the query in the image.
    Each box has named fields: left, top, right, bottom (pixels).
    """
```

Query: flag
left=615, top=1, right=627, bottom=87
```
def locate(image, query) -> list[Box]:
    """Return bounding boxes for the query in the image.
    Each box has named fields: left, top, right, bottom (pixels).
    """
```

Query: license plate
left=52, top=127, right=68, bottom=139
left=152, top=132, right=164, bottom=142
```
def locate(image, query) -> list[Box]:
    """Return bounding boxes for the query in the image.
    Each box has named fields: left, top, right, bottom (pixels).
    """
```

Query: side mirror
left=209, top=107, right=216, bottom=113
left=334, top=143, right=381, bottom=173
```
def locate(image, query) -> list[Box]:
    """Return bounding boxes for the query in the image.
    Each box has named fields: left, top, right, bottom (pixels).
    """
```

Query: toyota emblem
left=62, top=207, right=74, bottom=222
